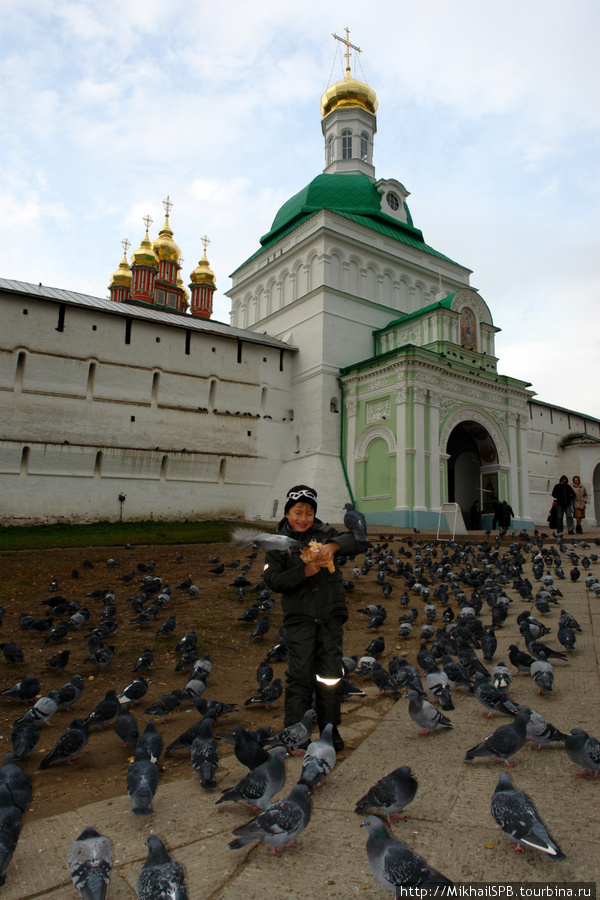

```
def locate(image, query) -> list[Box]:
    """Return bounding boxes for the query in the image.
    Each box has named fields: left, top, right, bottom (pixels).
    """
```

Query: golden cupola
left=110, top=248, right=132, bottom=287
left=320, top=67, right=378, bottom=118
left=131, top=223, right=159, bottom=269
left=153, top=202, right=182, bottom=264
left=190, top=248, right=216, bottom=288
left=189, top=238, right=216, bottom=320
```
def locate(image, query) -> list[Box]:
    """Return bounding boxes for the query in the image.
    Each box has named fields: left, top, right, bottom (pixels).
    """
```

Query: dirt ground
left=0, top=528, right=417, bottom=821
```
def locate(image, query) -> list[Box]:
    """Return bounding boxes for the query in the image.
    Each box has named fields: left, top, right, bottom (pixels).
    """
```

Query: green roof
left=235, top=173, right=461, bottom=270
left=373, top=293, right=456, bottom=335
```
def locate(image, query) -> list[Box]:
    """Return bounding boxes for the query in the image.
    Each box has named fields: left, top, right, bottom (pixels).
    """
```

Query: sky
left=2, top=0, right=599, bottom=414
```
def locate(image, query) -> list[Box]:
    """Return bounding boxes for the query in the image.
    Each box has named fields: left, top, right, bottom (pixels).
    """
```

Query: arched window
left=327, top=134, right=335, bottom=165
left=342, top=130, right=352, bottom=159
left=361, top=132, right=369, bottom=161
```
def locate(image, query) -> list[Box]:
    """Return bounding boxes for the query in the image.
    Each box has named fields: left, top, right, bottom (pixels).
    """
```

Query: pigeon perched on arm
left=229, top=783, right=312, bottom=854
left=67, top=826, right=113, bottom=900
left=215, top=746, right=287, bottom=812
left=361, top=815, right=452, bottom=890
left=490, top=772, right=566, bottom=859
left=355, top=766, right=418, bottom=823
left=298, top=724, right=337, bottom=788
left=136, top=835, right=188, bottom=900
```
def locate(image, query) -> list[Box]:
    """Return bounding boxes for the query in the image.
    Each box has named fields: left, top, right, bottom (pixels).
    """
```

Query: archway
left=446, top=421, right=499, bottom=527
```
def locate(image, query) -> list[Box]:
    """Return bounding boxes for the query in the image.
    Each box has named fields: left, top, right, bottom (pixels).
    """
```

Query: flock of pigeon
left=1, top=521, right=599, bottom=897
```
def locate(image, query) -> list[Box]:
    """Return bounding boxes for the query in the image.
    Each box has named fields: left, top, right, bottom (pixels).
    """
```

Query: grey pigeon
left=38, top=718, right=89, bottom=769
left=361, top=815, right=452, bottom=890
left=136, top=835, right=188, bottom=900
left=114, top=707, right=139, bottom=748
left=56, top=674, right=84, bottom=710
left=465, top=707, right=530, bottom=765
left=371, top=663, right=401, bottom=698
left=407, top=690, right=452, bottom=735
left=0, top=784, right=22, bottom=887
left=217, top=725, right=270, bottom=771
left=126, top=748, right=159, bottom=816
left=10, top=721, right=40, bottom=761
left=490, top=771, right=566, bottom=859
left=265, top=709, right=315, bottom=754
left=215, top=746, right=287, bottom=811
left=473, top=674, right=519, bottom=717
left=490, top=661, right=512, bottom=693
left=343, top=503, right=368, bottom=545
left=229, top=783, right=312, bottom=854
left=298, top=723, right=337, bottom=788
left=0, top=676, right=40, bottom=703
left=84, top=690, right=121, bottom=729
left=564, top=728, right=600, bottom=776
left=244, top=677, right=283, bottom=708
left=190, top=718, right=219, bottom=789
left=165, top=721, right=207, bottom=756
left=355, top=765, right=418, bottom=823
left=0, top=753, right=32, bottom=813
left=530, top=653, right=554, bottom=694
left=424, top=665, right=454, bottom=711
left=68, top=826, right=113, bottom=900
left=519, top=706, right=567, bottom=748
left=144, top=689, right=183, bottom=721
left=15, top=691, right=59, bottom=727
left=231, top=527, right=301, bottom=551
left=118, top=677, right=148, bottom=706
left=136, top=720, right=164, bottom=764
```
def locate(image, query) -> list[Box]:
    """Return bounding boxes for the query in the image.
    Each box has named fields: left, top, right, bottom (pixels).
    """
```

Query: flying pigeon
left=190, top=718, right=219, bottom=789
left=465, top=707, right=530, bottom=765
left=67, top=826, right=113, bottom=900
left=229, top=783, right=312, bottom=854
left=490, top=771, right=566, bottom=859
left=38, top=718, right=89, bottom=769
left=126, top=748, right=159, bottom=816
left=407, top=690, right=452, bottom=735
left=215, top=746, right=287, bottom=812
left=361, top=815, right=452, bottom=890
left=564, top=728, right=600, bottom=776
left=355, top=765, right=418, bottom=823
left=136, top=835, right=188, bottom=900
left=298, top=724, right=337, bottom=788
left=231, top=527, right=301, bottom=551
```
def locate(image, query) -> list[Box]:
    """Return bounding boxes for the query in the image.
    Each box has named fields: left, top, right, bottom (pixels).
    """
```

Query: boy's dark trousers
left=283, top=613, right=344, bottom=730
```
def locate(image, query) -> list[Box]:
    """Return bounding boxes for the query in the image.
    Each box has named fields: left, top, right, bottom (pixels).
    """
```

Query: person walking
left=551, top=475, right=576, bottom=535
left=572, top=476, right=588, bottom=534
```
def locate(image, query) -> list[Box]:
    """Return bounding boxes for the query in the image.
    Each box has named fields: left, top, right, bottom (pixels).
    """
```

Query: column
left=394, top=384, right=409, bottom=511
left=412, top=386, right=427, bottom=510
left=429, top=390, right=441, bottom=511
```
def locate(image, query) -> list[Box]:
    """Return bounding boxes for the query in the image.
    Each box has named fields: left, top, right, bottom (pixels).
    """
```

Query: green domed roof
left=236, top=173, right=459, bottom=271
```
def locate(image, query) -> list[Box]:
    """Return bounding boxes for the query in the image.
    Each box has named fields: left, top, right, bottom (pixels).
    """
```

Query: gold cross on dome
left=142, top=214, right=153, bottom=233
left=121, top=238, right=131, bottom=255
left=163, top=196, right=173, bottom=215
left=333, top=27, right=361, bottom=72
left=201, top=234, right=211, bottom=252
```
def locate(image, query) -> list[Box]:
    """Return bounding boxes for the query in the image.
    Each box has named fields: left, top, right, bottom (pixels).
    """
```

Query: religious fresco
left=460, top=307, right=477, bottom=350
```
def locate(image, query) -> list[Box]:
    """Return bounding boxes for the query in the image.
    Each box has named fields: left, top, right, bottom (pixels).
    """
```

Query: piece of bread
left=300, top=540, right=335, bottom=573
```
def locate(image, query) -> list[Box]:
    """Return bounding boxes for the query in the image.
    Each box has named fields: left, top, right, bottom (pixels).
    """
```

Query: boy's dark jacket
left=263, top=516, right=365, bottom=623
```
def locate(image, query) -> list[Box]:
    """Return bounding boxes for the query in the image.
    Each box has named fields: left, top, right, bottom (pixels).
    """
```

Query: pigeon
left=361, top=815, right=452, bottom=890
left=424, top=664, right=454, bottom=711
left=251, top=615, right=270, bottom=640
left=441, top=656, right=474, bottom=693
left=136, top=835, right=188, bottom=900
left=490, top=772, right=566, bottom=859
left=231, top=527, right=301, bottom=551
left=190, top=718, right=219, bottom=789
left=355, top=765, right=418, bottom=823
left=10, top=721, right=40, bottom=761
left=564, top=728, right=600, bottom=776
left=118, top=677, right=148, bottom=706
left=217, top=725, right=270, bottom=771
left=265, top=709, right=315, bottom=754
left=56, top=674, right=84, bottom=710
left=508, top=644, right=536, bottom=674
left=244, top=678, right=283, bottom=708
left=114, top=706, right=139, bottom=748
left=0, top=643, right=24, bottom=663
left=38, top=718, right=89, bottom=769
left=44, top=649, right=70, bottom=671
left=1, top=676, right=40, bottom=703
left=132, top=648, right=153, bottom=673
left=144, top=689, right=183, bottom=721
left=175, top=631, right=197, bottom=653
left=366, top=636, right=385, bottom=659
left=136, top=720, right=164, bottom=764
left=155, top=614, right=176, bottom=638
left=229, top=783, right=312, bottom=854
left=84, top=690, right=121, bottom=729
left=371, top=663, right=401, bottom=698
left=175, top=648, right=199, bottom=672
left=389, top=657, right=425, bottom=695
left=298, top=724, right=337, bottom=788
left=557, top=625, right=576, bottom=652
left=519, top=707, right=567, bottom=748
left=472, top=674, right=519, bottom=717
left=215, top=746, right=287, bottom=812
left=182, top=676, right=206, bottom=703
left=530, top=653, right=554, bottom=694
left=343, top=503, right=368, bottom=545
left=165, top=721, right=208, bottom=757
left=190, top=654, right=212, bottom=681
left=407, top=690, right=452, bottom=735
left=465, top=707, right=531, bottom=765
left=126, top=748, right=159, bottom=816
left=15, top=691, right=59, bottom=727
left=0, top=753, right=32, bottom=813
left=83, top=645, right=115, bottom=670
left=0, top=783, right=22, bottom=887
left=490, top=661, right=512, bottom=693
left=68, top=826, right=113, bottom=900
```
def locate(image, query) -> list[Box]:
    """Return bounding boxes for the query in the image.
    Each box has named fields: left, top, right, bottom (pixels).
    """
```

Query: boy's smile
left=286, top=502, right=315, bottom=532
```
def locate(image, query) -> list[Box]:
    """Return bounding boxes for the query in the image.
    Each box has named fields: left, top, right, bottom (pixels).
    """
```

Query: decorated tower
left=129, top=215, right=159, bottom=303
left=108, top=239, right=132, bottom=303
left=189, top=235, right=216, bottom=319
left=152, top=197, right=187, bottom=312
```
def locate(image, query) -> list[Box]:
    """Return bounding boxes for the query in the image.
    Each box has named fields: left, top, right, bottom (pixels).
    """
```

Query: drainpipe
left=338, top=376, right=356, bottom=505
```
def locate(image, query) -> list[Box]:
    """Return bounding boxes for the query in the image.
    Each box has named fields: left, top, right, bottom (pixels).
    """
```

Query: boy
left=263, top=485, right=367, bottom=751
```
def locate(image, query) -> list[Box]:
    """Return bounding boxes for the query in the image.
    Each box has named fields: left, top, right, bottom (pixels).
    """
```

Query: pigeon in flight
left=231, top=527, right=301, bottom=551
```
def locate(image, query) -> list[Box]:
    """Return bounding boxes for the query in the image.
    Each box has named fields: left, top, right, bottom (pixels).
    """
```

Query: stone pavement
left=5, top=533, right=600, bottom=899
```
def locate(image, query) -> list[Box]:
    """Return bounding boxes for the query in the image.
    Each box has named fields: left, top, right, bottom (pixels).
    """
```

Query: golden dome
left=190, top=249, right=216, bottom=288
left=320, top=67, right=378, bottom=118
left=131, top=226, right=159, bottom=269
left=177, top=273, right=190, bottom=307
left=153, top=211, right=182, bottom=263
left=110, top=249, right=132, bottom=287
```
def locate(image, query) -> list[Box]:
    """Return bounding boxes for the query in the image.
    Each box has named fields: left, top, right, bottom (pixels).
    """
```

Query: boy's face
left=286, top=502, right=315, bottom=533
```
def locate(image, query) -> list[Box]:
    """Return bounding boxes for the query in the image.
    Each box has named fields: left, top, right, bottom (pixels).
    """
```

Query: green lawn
left=0, top=519, right=232, bottom=551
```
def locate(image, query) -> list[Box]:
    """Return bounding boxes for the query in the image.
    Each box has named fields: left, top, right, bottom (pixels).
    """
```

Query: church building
left=1, top=36, right=599, bottom=529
